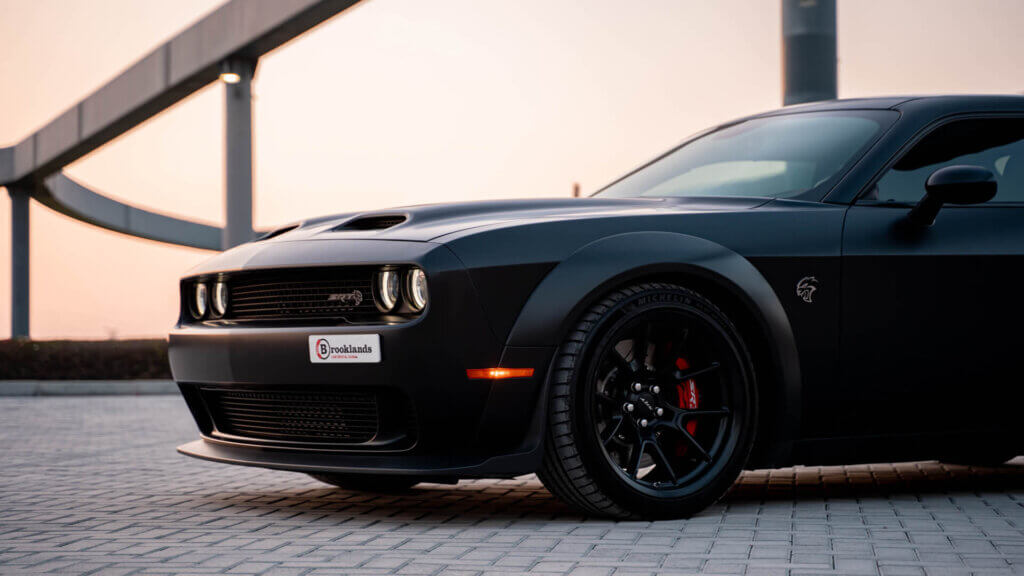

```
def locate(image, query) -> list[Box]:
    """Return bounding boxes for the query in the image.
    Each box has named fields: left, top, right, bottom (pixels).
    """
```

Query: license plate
left=309, top=334, right=381, bottom=363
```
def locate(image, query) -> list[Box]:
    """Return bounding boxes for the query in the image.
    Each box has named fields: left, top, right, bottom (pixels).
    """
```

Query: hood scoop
left=256, top=224, right=299, bottom=241
left=335, top=214, right=407, bottom=231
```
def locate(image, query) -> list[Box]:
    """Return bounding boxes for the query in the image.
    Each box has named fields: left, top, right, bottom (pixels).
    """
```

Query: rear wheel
left=310, top=473, right=422, bottom=492
left=537, top=283, right=757, bottom=519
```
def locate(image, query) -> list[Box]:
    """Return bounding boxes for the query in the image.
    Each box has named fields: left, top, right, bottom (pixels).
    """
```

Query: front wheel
left=537, top=283, right=757, bottom=519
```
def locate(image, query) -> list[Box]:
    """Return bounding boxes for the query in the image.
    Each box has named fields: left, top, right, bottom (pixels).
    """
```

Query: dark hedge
left=0, top=339, right=170, bottom=380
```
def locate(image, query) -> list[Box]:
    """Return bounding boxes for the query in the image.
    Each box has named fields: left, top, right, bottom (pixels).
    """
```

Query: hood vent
left=337, top=214, right=407, bottom=231
left=256, top=224, right=298, bottom=241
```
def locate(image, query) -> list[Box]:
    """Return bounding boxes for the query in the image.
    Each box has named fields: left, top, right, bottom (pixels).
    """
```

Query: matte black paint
left=172, top=95, right=1024, bottom=478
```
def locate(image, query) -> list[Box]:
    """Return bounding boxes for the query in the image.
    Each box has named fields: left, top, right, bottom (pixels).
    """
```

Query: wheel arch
left=506, top=231, right=801, bottom=467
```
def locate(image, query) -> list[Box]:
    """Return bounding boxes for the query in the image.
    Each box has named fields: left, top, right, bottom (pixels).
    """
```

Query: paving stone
left=1, top=396, right=1024, bottom=575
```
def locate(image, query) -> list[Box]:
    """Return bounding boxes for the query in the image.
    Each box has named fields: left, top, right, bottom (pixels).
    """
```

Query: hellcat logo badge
left=326, top=290, right=363, bottom=306
left=796, top=276, right=819, bottom=303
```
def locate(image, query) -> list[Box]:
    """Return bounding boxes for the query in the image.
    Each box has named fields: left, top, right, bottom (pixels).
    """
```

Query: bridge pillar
left=222, top=58, right=257, bottom=249
left=782, top=0, right=837, bottom=105
left=9, top=186, right=29, bottom=339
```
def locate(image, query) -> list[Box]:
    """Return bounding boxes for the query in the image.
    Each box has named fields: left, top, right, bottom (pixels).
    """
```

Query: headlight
left=406, top=268, right=428, bottom=311
left=376, top=270, right=400, bottom=312
left=212, top=282, right=229, bottom=317
left=192, top=283, right=208, bottom=319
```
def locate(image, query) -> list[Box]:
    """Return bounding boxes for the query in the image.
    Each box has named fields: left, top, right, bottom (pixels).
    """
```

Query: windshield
left=596, top=111, right=895, bottom=199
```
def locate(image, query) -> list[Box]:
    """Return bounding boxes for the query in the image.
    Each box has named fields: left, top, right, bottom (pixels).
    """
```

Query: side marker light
left=466, top=368, right=535, bottom=379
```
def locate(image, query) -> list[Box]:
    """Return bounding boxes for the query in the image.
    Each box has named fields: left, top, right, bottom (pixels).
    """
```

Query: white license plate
left=309, top=334, right=381, bottom=363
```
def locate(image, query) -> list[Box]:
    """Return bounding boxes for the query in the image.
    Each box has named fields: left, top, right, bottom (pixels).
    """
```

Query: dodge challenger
left=171, top=95, right=1024, bottom=518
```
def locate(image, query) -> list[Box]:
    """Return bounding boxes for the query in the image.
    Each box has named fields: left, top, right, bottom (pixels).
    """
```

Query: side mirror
left=908, top=165, right=996, bottom=226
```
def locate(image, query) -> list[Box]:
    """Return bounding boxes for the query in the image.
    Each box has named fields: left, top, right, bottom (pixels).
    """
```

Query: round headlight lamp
left=192, top=282, right=208, bottom=319
left=376, top=270, right=400, bottom=312
left=406, top=268, right=428, bottom=312
left=212, top=282, right=229, bottom=317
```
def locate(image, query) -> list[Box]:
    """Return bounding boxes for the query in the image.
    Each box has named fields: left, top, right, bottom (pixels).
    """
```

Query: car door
left=837, top=116, right=1024, bottom=445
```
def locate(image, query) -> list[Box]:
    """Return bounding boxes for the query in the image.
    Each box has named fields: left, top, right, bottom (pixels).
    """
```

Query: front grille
left=227, top=268, right=378, bottom=321
left=201, top=388, right=380, bottom=445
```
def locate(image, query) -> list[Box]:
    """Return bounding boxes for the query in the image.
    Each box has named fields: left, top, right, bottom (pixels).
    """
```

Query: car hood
left=271, top=196, right=770, bottom=243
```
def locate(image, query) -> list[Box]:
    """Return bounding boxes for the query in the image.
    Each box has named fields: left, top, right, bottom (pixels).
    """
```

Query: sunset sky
left=1, top=0, right=1023, bottom=339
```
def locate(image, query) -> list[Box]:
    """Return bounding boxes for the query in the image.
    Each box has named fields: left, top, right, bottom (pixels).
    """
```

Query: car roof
left=757, top=94, right=1024, bottom=116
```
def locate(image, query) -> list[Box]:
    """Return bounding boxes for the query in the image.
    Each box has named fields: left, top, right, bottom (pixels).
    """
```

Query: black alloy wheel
left=538, top=282, right=757, bottom=519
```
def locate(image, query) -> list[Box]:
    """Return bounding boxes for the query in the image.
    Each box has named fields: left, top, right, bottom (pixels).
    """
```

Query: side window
left=872, top=118, right=1024, bottom=204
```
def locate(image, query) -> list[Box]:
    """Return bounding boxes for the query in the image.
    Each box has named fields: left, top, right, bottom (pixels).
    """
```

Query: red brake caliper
left=674, top=357, right=699, bottom=456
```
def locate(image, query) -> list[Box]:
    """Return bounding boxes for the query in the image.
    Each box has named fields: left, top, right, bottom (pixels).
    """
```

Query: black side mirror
left=908, top=165, right=997, bottom=226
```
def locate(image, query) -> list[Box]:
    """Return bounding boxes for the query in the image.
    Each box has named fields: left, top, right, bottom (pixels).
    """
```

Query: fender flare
left=506, top=231, right=801, bottom=462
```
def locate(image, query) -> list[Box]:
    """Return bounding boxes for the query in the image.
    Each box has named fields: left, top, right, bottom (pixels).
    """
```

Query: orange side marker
left=465, top=368, right=535, bottom=379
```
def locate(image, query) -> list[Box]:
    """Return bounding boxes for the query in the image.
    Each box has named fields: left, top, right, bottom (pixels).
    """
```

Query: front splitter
left=177, top=438, right=542, bottom=479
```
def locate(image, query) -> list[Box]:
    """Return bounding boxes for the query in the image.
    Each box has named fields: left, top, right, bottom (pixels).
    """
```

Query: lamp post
left=782, top=0, right=837, bottom=105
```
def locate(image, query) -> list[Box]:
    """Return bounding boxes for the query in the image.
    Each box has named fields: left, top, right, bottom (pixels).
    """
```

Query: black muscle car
left=172, top=95, right=1024, bottom=518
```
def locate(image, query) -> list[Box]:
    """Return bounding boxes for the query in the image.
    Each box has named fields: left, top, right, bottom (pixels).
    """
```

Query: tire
left=309, top=473, right=423, bottom=492
left=537, top=282, right=758, bottom=519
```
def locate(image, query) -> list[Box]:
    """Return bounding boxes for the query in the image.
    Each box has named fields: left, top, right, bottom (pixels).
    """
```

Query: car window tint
left=596, top=111, right=894, bottom=200
left=874, top=118, right=1024, bottom=204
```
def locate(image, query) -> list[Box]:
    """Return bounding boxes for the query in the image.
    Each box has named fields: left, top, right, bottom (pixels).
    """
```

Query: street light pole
left=222, top=58, right=257, bottom=250
left=782, top=0, right=837, bottom=105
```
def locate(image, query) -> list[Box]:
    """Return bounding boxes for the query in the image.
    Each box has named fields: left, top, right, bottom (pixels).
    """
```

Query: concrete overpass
left=0, top=0, right=835, bottom=338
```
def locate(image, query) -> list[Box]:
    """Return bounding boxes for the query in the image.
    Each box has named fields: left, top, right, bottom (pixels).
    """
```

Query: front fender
left=506, top=231, right=801, bottom=464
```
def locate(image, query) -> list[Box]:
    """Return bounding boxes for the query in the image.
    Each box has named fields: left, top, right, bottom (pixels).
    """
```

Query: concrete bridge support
left=9, top=187, right=29, bottom=339
left=223, top=59, right=256, bottom=250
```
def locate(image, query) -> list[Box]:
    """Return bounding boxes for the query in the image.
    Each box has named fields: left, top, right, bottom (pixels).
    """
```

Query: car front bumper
left=170, top=239, right=555, bottom=478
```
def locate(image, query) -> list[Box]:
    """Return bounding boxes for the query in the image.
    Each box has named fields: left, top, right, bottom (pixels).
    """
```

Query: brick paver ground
left=2, top=396, right=1023, bottom=575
